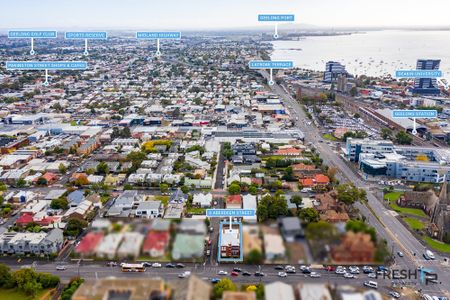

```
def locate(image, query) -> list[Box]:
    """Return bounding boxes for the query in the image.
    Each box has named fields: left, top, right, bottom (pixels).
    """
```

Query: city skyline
left=2, top=0, right=450, bottom=30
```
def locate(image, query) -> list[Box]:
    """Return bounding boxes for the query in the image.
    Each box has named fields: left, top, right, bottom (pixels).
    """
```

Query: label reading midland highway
left=65, top=32, right=108, bottom=39
left=392, top=110, right=438, bottom=118
left=206, top=209, right=255, bottom=217
left=136, top=32, right=181, bottom=39
left=8, top=30, right=57, bottom=38
left=395, top=70, right=442, bottom=78
left=249, top=60, right=294, bottom=69
left=6, top=61, right=88, bottom=70
left=258, top=14, right=295, bottom=22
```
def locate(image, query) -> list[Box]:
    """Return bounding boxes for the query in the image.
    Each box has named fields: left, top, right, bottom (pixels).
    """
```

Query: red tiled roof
left=16, top=213, right=34, bottom=225
left=226, top=195, right=242, bottom=205
left=75, top=232, right=104, bottom=255
left=315, top=174, right=330, bottom=184
left=300, top=178, right=314, bottom=187
left=274, top=148, right=302, bottom=156
left=142, top=231, right=169, bottom=252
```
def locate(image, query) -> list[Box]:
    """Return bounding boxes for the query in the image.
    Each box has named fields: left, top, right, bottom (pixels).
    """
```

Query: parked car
left=176, top=263, right=185, bottom=268
left=254, top=272, right=265, bottom=277
left=363, top=281, right=378, bottom=289
left=217, top=270, right=228, bottom=275
left=178, top=271, right=191, bottom=278
left=165, top=263, right=176, bottom=268
left=389, top=291, right=400, bottom=299
left=231, top=271, right=239, bottom=277
left=343, top=273, right=355, bottom=279
left=152, top=263, right=162, bottom=268
left=278, top=272, right=287, bottom=278
left=310, top=272, right=321, bottom=278
left=397, top=251, right=404, bottom=257
left=233, top=267, right=242, bottom=272
left=56, top=265, right=66, bottom=271
left=211, top=278, right=220, bottom=284
left=106, top=261, right=118, bottom=267
left=242, top=271, right=251, bottom=276
left=274, top=265, right=284, bottom=270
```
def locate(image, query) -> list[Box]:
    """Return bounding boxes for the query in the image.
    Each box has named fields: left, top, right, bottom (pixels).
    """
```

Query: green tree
left=291, top=195, right=303, bottom=210
left=64, top=218, right=88, bottom=237
left=180, top=185, right=190, bottom=194
left=244, top=249, right=263, bottom=265
left=305, top=221, right=338, bottom=240
left=36, top=177, right=48, bottom=186
left=0, top=264, right=13, bottom=288
left=381, top=128, right=392, bottom=140
left=248, top=185, right=258, bottom=195
left=228, top=183, right=241, bottom=195
left=213, top=278, right=237, bottom=299
left=58, top=163, right=67, bottom=174
left=299, top=208, right=319, bottom=224
left=50, top=197, right=69, bottom=210
left=350, top=86, right=358, bottom=97
left=15, top=178, right=26, bottom=188
left=395, top=131, right=413, bottom=145
left=96, top=162, right=109, bottom=175
left=336, top=183, right=366, bottom=205
left=282, top=166, right=295, bottom=181
left=13, top=268, right=41, bottom=297
left=346, top=219, right=377, bottom=242
left=160, top=183, right=169, bottom=194
left=0, top=182, right=7, bottom=192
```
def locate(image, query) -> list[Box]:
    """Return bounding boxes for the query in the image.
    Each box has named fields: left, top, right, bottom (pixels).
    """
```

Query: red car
left=326, top=266, right=336, bottom=272
left=231, top=271, right=239, bottom=276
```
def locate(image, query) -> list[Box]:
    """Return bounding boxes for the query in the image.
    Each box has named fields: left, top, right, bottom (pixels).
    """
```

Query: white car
left=217, top=270, right=228, bottom=275
left=310, top=272, right=321, bottom=278
left=152, top=263, right=162, bottom=268
left=335, top=268, right=346, bottom=274
left=368, top=273, right=377, bottom=278
left=278, top=272, right=287, bottom=277
left=389, top=291, right=400, bottom=299
left=56, top=265, right=66, bottom=271
left=343, top=273, right=354, bottom=279
left=178, top=271, right=191, bottom=278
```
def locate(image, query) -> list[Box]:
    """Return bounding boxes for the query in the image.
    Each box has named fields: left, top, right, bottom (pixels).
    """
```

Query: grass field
left=423, top=236, right=450, bottom=253
left=403, top=217, right=425, bottom=230
left=0, top=288, right=49, bottom=300
left=384, top=192, right=427, bottom=218
left=322, top=133, right=338, bottom=141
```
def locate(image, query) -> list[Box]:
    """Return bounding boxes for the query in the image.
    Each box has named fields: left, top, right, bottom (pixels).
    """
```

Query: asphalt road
left=259, top=70, right=449, bottom=296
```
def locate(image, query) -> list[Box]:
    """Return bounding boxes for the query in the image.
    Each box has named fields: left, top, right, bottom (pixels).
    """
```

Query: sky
left=1, top=0, right=450, bottom=30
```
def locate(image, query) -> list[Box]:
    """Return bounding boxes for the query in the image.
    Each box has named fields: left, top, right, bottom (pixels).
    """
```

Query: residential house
left=117, top=232, right=144, bottom=259
left=193, top=193, right=212, bottom=208
left=331, top=231, right=375, bottom=263
left=142, top=231, right=169, bottom=257
left=68, top=190, right=85, bottom=207
left=75, top=232, right=104, bottom=257
left=135, top=201, right=163, bottom=219
left=265, top=282, right=295, bottom=300
left=242, top=194, right=257, bottom=223
left=279, top=217, right=304, bottom=242
left=297, top=284, right=332, bottom=300
left=96, top=233, right=123, bottom=259
left=226, top=195, right=242, bottom=209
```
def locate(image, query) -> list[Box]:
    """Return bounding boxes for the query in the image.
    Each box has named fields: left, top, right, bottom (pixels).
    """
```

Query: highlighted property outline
left=217, top=221, right=243, bottom=262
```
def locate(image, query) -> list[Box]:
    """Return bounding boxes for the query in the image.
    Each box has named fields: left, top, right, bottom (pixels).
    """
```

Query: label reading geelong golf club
left=8, top=30, right=57, bottom=38
left=8, top=30, right=57, bottom=55
left=395, top=70, right=442, bottom=78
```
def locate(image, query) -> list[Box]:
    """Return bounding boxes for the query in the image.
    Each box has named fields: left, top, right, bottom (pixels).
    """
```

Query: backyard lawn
left=0, top=288, right=49, bottom=300
left=384, top=192, right=427, bottom=218
left=322, top=133, right=338, bottom=141
left=424, top=236, right=450, bottom=253
left=403, top=217, right=425, bottom=230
